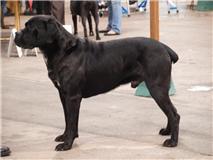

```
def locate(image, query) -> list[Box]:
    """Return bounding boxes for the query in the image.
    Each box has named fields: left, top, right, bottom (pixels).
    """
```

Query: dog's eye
left=25, top=22, right=31, bottom=29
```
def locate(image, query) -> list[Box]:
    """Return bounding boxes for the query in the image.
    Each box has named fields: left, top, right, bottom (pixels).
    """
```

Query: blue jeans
left=107, top=0, right=122, bottom=33
left=1, top=0, right=7, bottom=15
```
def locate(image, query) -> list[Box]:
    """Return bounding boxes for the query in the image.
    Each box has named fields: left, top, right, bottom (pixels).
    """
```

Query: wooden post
left=7, top=1, right=23, bottom=57
left=150, top=0, right=159, bottom=40
left=14, top=0, right=20, bottom=31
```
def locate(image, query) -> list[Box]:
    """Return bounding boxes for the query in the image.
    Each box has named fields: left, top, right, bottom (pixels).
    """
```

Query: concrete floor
left=1, top=2, right=213, bottom=159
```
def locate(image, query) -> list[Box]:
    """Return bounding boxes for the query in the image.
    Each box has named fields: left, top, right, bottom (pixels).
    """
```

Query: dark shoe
left=99, top=29, right=110, bottom=33
left=0, top=146, right=11, bottom=157
left=104, top=30, right=120, bottom=36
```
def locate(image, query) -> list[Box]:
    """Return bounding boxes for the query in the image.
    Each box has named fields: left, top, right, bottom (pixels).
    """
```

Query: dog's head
left=15, top=16, right=60, bottom=49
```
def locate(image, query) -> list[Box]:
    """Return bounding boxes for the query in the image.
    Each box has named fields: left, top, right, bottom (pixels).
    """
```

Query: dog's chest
left=48, top=69, right=60, bottom=88
left=43, top=56, right=61, bottom=88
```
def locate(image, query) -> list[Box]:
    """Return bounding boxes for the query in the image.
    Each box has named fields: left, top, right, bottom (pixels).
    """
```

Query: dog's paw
left=55, top=133, right=78, bottom=142
left=55, top=134, right=65, bottom=142
left=159, top=128, right=171, bottom=136
left=96, top=37, right=101, bottom=40
left=55, top=142, right=72, bottom=151
left=163, top=139, right=177, bottom=147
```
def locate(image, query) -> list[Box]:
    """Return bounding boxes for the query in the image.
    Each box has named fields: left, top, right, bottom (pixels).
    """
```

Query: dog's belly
left=81, top=69, right=142, bottom=98
left=82, top=85, right=119, bottom=98
left=82, top=72, right=132, bottom=98
left=82, top=78, right=121, bottom=98
left=81, top=58, right=144, bottom=98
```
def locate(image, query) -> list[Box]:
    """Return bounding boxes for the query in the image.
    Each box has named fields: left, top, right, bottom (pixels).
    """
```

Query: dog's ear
left=46, top=18, right=59, bottom=43
left=36, top=17, right=59, bottom=44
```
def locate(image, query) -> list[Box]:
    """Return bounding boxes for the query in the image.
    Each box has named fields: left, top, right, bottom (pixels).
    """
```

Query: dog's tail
left=163, top=43, right=179, bottom=63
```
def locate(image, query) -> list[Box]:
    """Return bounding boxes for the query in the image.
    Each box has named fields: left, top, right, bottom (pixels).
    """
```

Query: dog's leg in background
left=145, top=76, right=180, bottom=147
left=81, top=15, right=88, bottom=38
left=87, top=14, right=94, bottom=36
left=55, top=95, right=82, bottom=151
left=91, top=9, right=101, bottom=40
left=72, top=15, right=78, bottom=35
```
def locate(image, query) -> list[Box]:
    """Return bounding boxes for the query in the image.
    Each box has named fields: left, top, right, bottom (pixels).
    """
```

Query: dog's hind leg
left=72, top=15, right=78, bottom=35
left=87, top=14, right=94, bottom=36
left=81, top=16, right=88, bottom=38
left=145, top=78, right=180, bottom=147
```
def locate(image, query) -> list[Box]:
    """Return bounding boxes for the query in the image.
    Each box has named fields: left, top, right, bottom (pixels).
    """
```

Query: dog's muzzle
left=14, top=32, right=23, bottom=47
left=14, top=32, right=34, bottom=49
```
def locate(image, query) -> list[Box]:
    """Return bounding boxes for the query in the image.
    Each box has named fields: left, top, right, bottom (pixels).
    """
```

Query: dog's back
left=70, top=1, right=98, bottom=16
left=70, top=1, right=81, bottom=15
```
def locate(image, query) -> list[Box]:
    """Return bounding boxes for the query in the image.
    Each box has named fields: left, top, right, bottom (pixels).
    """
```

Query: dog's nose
left=14, top=32, right=21, bottom=45
left=15, top=32, right=19, bottom=39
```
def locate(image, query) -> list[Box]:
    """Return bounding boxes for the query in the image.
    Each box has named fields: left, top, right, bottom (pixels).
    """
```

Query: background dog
left=15, top=15, right=180, bottom=151
left=70, top=1, right=100, bottom=40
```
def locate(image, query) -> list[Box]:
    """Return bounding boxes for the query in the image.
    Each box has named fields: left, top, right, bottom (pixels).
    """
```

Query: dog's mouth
left=14, top=39, right=34, bottom=49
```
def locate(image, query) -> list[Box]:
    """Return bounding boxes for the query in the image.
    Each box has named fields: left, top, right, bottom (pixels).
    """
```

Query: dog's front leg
left=91, top=9, right=101, bottom=40
left=55, top=90, right=80, bottom=142
left=72, top=15, right=78, bottom=35
left=55, top=90, right=68, bottom=142
left=55, top=95, right=82, bottom=151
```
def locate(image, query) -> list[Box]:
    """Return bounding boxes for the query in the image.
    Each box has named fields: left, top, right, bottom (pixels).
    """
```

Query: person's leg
left=1, top=1, right=5, bottom=28
left=110, top=0, right=122, bottom=33
left=1, top=0, right=7, bottom=15
left=32, top=0, right=37, bottom=14
left=25, top=0, right=30, bottom=15
left=51, top=1, right=65, bottom=25
left=107, top=0, right=112, bottom=30
left=21, top=0, right=26, bottom=14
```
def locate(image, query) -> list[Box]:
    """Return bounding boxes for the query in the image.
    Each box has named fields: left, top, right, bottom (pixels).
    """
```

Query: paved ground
left=1, top=2, right=212, bottom=159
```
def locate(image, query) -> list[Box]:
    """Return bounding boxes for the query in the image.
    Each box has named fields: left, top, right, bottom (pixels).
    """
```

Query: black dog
left=70, top=1, right=100, bottom=40
left=15, top=16, right=180, bottom=151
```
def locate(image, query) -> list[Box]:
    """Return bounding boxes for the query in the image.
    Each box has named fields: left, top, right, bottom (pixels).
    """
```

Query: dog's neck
left=39, top=30, right=78, bottom=61
left=39, top=41, right=59, bottom=60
